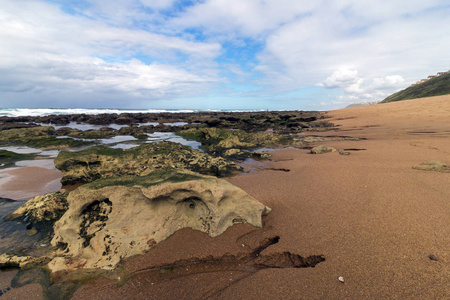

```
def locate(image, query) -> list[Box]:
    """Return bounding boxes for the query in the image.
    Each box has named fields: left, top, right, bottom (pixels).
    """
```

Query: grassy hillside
left=381, top=72, right=450, bottom=103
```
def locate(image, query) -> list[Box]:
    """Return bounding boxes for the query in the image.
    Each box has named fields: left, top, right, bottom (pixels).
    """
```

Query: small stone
left=27, top=229, right=38, bottom=236
left=338, top=276, right=345, bottom=283
left=428, top=254, right=439, bottom=261
left=40, top=244, right=47, bottom=247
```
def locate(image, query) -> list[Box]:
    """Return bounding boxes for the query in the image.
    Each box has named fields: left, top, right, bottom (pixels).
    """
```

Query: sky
left=1, top=0, right=449, bottom=110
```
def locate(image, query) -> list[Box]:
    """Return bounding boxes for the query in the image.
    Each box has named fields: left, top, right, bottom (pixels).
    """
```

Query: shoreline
left=0, top=95, right=448, bottom=299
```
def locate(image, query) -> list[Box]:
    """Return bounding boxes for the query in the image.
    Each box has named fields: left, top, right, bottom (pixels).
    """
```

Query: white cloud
left=1, top=0, right=449, bottom=109
left=0, top=0, right=222, bottom=105
left=322, top=69, right=360, bottom=89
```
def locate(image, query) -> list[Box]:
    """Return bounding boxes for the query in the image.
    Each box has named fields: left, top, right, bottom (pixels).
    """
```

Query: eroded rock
left=49, top=170, right=271, bottom=272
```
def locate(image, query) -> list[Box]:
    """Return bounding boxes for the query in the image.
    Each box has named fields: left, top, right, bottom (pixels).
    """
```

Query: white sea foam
left=0, top=108, right=198, bottom=117
left=0, top=108, right=266, bottom=117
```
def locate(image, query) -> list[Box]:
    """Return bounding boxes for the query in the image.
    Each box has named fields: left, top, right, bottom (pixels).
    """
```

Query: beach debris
left=428, top=254, right=440, bottom=261
left=338, top=276, right=345, bottom=283
left=48, top=170, right=271, bottom=272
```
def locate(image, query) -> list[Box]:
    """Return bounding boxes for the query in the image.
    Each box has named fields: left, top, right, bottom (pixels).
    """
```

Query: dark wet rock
left=54, top=141, right=242, bottom=185
left=0, top=197, right=15, bottom=203
left=0, top=110, right=331, bottom=133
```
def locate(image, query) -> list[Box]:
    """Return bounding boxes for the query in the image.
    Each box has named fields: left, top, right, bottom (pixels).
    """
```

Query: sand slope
left=71, top=95, right=449, bottom=299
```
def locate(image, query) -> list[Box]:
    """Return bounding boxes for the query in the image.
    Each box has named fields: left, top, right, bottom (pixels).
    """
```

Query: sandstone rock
left=0, top=253, right=47, bottom=268
left=49, top=170, right=271, bottom=272
left=5, top=190, right=69, bottom=223
left=54, top=141, right=242, bottom=185
left=310, top=145, right=338, bottom=154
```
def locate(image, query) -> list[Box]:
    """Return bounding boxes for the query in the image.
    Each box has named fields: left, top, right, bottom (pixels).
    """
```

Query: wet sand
left=2, top=95, right=450, bottom=299
left=0, top=166, right=62, bottom=200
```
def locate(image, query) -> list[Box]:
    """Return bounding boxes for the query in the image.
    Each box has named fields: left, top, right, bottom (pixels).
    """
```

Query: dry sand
left=3, top=95, right=450, bottom=299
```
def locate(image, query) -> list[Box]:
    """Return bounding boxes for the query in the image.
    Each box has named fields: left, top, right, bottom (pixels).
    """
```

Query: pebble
left=27, top=229, right=38, bottom=236
left=338, top=276, right=345, bottom=283
left=428, top=254, right=439, bottom=261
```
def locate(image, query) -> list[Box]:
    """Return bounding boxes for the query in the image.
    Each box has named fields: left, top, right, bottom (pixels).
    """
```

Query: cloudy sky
left=1, top=0, right=449, bottom=110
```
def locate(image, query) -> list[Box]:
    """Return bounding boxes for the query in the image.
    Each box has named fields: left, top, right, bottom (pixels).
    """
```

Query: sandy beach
left=1, top=95, right=449, bottom=299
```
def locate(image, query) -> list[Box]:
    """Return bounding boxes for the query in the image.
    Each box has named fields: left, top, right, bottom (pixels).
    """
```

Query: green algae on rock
left=5, top=190, right=69, bottom=223
left=0, top=126, right=93, bottom=149
left=48, top=170, right=271, bottom=272
left=178, top=127, right=296, bottom=158
left=0, top=150, right=36, bottom=168
left=54, top=141, right=242, bottom=185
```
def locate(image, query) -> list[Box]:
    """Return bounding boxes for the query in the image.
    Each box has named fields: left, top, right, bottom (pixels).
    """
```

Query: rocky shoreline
left=0, top=110, right=335, bottom=299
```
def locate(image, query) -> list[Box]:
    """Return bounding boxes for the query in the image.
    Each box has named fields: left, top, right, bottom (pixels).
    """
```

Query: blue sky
left=1, top=0, right=449, bottom=110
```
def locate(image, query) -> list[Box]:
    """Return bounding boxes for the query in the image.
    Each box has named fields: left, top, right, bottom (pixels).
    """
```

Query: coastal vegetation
left=382, top=72, right=450, bottom=102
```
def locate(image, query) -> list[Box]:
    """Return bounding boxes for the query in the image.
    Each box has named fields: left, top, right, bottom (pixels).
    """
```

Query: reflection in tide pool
left=0, top=132, right=202, bottom=162
left=15, top=159, right=57, bottom=170
left=38, top=122, right=131, bottom=131
left=38, top=121, right=190, bottom=131
left=0, top=146, right=60, bottom=158
left=163, top=122, right=188, bottom=126
left=147, top=132, right=201, bottom=150
left=98, top=135, right=138, bottom=144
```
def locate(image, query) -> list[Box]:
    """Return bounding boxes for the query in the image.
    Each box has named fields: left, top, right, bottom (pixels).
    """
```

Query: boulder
left=5, top=190, right=69, bottom=223
left=49, top=170, right=271, bottom=272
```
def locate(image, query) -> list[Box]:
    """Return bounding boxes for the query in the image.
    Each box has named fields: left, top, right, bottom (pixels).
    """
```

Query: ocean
left=0, top=108, right=264, bottom=117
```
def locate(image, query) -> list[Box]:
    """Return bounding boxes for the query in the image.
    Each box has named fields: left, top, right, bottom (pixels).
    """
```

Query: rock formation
left=54, top=141, right=242, bottom=185
left=310, top=145, right=338, bottom=154
left=5, top=190, right=69, bottom=223
left=48, top=170, right=271, bottom=272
